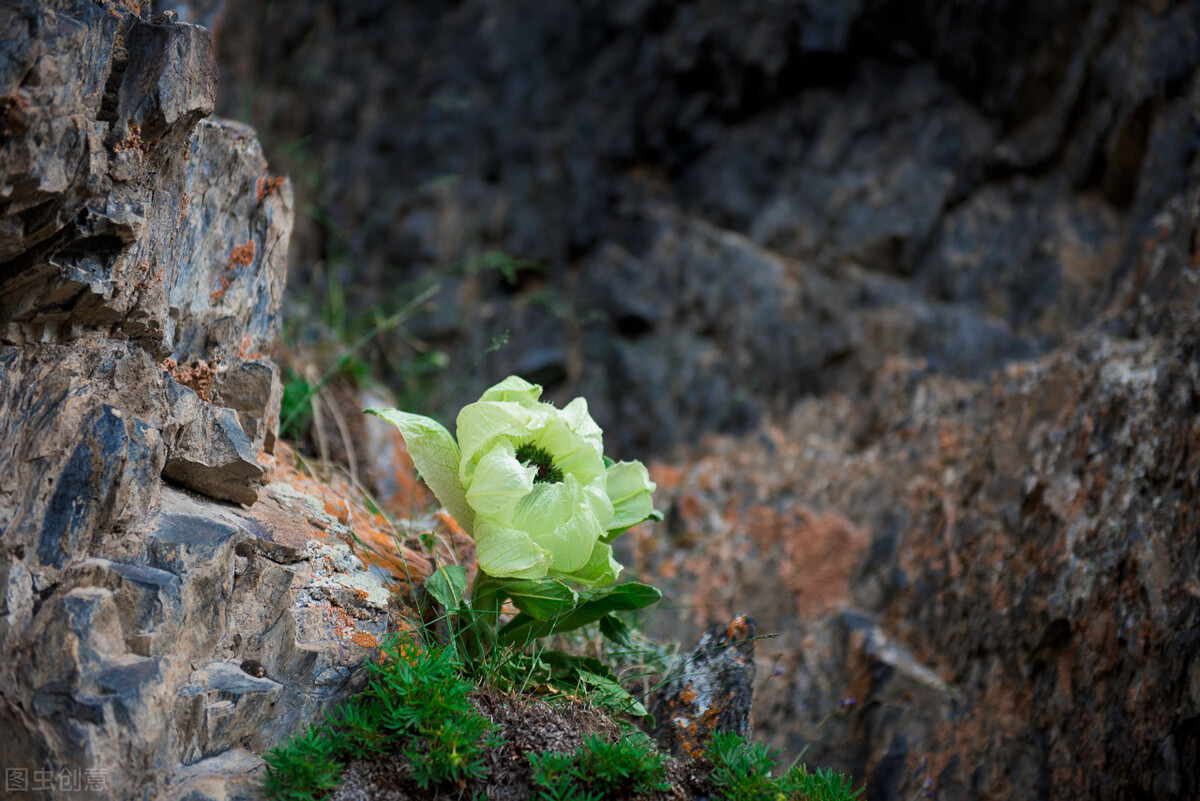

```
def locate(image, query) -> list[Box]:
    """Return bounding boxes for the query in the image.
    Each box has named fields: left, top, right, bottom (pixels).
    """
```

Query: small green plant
left=261, top=725, right=342, bottom=801
left=368, top=376, right=664, bottom=713
left=530, top=734, right=670, bottom=801
left=262, top=635, right=498, bottom=799
left=707, top=731, right=862, bottom=801
left=278, top=366, right=315, bottom=442
left=530, top=751, right=593, bottom=801
left=467, top=249, right=545, bottom=286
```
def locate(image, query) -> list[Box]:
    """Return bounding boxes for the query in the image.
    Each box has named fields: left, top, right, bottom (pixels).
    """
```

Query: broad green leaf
left=598, top=614, right=633, bottom=649
left=498, top=582, right=662, bottom=645
left=501, top=578, right=578, bottom=620
left=487, top=652, right=552, bottom=691
left=578, top=582, right=662, bottom=611
left=425, top=565, right=467, bottom=614
left=365, top=409, right=474, bottom=534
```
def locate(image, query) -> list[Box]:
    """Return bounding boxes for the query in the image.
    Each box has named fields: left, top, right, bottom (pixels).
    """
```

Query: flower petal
left=536, top=418, right=605, bottom=485
left=513, top=477, right=602, bottom=573
left=474, top=521, right=552, bottom=579
left=365, top=408, right=474, bottom=534
left=456, top=400, right=543, bottom=485
left=561, top=397, right=604, bottom=450
left=477, top=375, right=543, bottom=406
left=582, top=478, right=615, bottom=531
left=605, top=460, right=657, bottom=536
left=511, top=481, right=571, bottom=535
left=464, top=440, right=536, bottom=525
left=549, top=539, right=621, bottom=588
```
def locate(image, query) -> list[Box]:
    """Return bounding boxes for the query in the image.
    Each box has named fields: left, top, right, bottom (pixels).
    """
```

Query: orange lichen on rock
left=325, top=600, right=378, bottom=649
left=256, top=175, right=286, bottom=203
left=112, top=122, right=144, bottom=154
left=349, top=510, right=431, bottom=584
left=210, top=242, right=255, bottom=303
left=433, top=508, right=464, bottom=539
left=723, top=614, right=754, bottom=646
left=349, top=629, right=379, bottom=648
left=160, top=357, right=219, bottom=402
left=652, top=615, right=757, bottom=761
left=258, top=442, right=434, bottom=585
left=236, top=334, right=265, bottom=360
left=777, top=507, right=868, bottom=617
left=373, top=426, right=432, bottom=515
left=209, top=273, right=232, bottom=303
left=229, top=240, right=256, bottom=266
left=324, top=497, right=351, bottom=525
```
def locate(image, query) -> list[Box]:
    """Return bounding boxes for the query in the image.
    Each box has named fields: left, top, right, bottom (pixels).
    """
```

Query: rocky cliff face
left=182, top=1, right=1200, bottom=799
left=194, top=0, right=1198, bottom=458
left=642, top=235, right=1200, bottom=798
left=0, top=3, right=408, bottom=798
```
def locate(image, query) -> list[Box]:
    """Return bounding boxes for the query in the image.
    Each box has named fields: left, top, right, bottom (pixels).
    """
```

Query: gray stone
left=162, top=379, right=264, bottom=505
left=652, top=615, right=758, bottom=759
left=0, top=3, right=380, bottom=799
left=204, top=0, right=1200, bottom=462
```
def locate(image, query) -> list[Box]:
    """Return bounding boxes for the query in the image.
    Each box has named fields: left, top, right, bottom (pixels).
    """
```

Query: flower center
left=515, top=442, right=564, bottom=484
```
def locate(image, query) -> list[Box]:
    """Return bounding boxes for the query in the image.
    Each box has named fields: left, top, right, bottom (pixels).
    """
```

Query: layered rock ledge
left=0, top=3, right=418, bottom=798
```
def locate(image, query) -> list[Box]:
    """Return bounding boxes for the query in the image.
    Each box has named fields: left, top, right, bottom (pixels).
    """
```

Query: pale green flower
left=368, top=376, right=656, bottom=587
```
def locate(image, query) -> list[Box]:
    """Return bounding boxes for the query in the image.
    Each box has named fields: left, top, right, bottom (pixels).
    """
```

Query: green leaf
left=578, top=582, right=662, bottom=611
left=598, top=614, right=633, bottom=649
left=501, top=578, right=578, bottom=620
left=538, top=651, right=651, bottom=718
left=498, top=582, right=662, bottom=645
left=365, top=408, right=474, bottom=534
left=486, top=652, right=552, bottom=691
left=425, top=565, right=468, bottom=614
left=540, top=650, right=618, bottom=681
left=574, top=669, right=649, bottom=720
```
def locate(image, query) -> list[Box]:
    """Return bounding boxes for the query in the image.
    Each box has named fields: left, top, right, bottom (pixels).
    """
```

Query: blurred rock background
left=160, top=1, right=1200, bottom=798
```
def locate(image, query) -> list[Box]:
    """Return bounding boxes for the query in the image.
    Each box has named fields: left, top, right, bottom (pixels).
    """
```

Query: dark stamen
left=515, top=442, right=564, bottom=484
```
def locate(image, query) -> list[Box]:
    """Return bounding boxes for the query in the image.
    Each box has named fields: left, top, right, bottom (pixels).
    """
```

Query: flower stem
left=462, top=572, right=505, bottom=664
